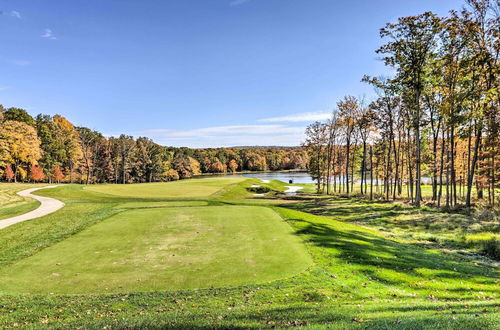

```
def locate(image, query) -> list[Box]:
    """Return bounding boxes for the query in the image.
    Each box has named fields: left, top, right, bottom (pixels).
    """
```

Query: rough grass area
left=0, top=178, right=497, bottom=328
left=286, top=195, right=500, bottom=260
left=0, top=183, right=40, bottom=220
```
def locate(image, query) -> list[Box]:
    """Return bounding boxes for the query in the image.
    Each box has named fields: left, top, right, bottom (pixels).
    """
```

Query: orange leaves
left=29, top=165, right=45, bottom=182
left=4, top=163, right=14, bottom=181
left=52, top=165, right=64, bottom=182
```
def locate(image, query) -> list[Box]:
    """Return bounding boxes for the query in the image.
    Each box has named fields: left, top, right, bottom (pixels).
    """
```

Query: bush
left=163, top=169, right=180, bottom=181
left=479, top=239, right=500, bottom=261
left=247, top=186, right=271, bottom=194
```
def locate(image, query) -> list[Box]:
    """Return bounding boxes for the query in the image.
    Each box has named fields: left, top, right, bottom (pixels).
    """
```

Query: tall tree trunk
left=370, top=145, right=373, bottom=200
left=316, top=147, right=321, bottom=193
left=345, top=140, right=350, bottom=195
left=406, top=126, right=414, bottom=203
left=350, top=147, right=355, bottom=193
left=431, top=120, right=441, bottom=201
left=415, top=103, right=422, bottom=207
left=392, top=137, right=399, bottom=200
left=385, top=140, right=392, bottom=200
left=86, top=160, right=91, bottom=185
left=361, top=141, right=366, bottom=195
left=490, top=142, right=495, bottom=207
left=450, top=125, right=457, bottom=206
left=13, top=162, right=17, bottom=183
left=466, top=124, right=482, bottom=209
left=438, top=127, right=446, bottom=207
left=446, top=129, right=451, bottom=208
left=122, top=155, right=127, bottom=184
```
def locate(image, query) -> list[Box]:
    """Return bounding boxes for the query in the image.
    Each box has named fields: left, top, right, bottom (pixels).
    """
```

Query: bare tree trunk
left=122, top=155, right=127, bottom=184
left=392, top=137, right=399, bottom=200
left=438, top=127, right=446, bottom=207
left=316, top=147, right=321, bottom=193
left=13, top=162, right=17, bottom=183
left=431, top=119, right=441, bottom=201
left=385, top=140, right=391, bottom=200
left=415, top=121, right=422, bottom=206
left=345, top=140, right=350, bottom=195
left=350, top=145, right=356, bottom=193
left=360, top=141, right=367, bottom=195
left=450, top=125, right=457, bottom=206
left=466, top=124, right=482, bottom=209
left=326, top=144, right=332, bottom=195
left=491, top=149, right=495, bottom=207
left=69, top=162, right=74, bottom=184
left=370, top=145, right=373, bottom=200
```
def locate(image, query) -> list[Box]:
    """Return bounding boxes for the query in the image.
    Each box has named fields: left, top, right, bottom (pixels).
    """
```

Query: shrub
left=247, top=186, right=271, bottom=194
left=164, top=169, right=180, bottom=181
left=479, top=239, right=499, bottom=261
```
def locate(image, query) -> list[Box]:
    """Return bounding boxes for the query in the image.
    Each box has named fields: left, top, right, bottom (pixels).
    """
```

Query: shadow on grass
left=284, top=215, right=498, bottom=297
left=83, top=302, right=498, bottom=329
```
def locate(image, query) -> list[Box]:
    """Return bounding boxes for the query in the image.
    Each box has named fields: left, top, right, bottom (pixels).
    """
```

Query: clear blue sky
left=1, top=0, right=462, bottom=147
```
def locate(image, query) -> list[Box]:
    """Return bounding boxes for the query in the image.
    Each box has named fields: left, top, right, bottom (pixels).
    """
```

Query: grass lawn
left=85, top=177, right=246, bottom=198
left=0, top=205, right=311, bottom=294
left=0, top=177, right=497, bottom=328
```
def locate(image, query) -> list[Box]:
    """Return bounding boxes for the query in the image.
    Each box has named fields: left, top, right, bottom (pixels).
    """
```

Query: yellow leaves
left=53, top=114, right=83, bottom=162
left=53, top=114, right=75, bottom=131
left=17, top=167, right=27, bottom=180
left=0, top=120, right=42, bottom=166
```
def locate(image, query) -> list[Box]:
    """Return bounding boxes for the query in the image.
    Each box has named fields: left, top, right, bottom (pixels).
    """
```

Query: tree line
left=304, top=0, right=498, bottom=209
left=0, top=106, right=309, bottom=184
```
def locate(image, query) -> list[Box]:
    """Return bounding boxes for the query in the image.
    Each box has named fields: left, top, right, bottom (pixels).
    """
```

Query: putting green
left=84, top=177, right=245, bottom=198
left=0, top=205, right=312, bottom=294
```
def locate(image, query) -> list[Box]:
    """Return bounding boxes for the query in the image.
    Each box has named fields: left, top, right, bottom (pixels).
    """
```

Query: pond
left=206, top=171, right=433, bottom=186
left=240, top=171, right=315, bottom=184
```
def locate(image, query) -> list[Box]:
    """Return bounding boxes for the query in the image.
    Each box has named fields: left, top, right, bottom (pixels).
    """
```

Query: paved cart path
left=0, top=186, right=64, bottom=230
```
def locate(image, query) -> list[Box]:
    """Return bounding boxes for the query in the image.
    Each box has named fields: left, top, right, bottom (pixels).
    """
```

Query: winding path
left=0, top=186, right=64, bottom=230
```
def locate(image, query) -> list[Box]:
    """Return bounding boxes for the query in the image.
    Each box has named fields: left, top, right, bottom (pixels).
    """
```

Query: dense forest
left=0, top=106, right=308, bottom=184
left=304, top=0, right=498, bottom=209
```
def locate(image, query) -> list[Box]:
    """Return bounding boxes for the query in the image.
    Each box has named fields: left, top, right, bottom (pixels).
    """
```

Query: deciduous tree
left=0, top=120, right=42, bottom=182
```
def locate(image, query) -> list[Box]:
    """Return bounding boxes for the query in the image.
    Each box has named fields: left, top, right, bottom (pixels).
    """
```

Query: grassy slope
left=0, top=178, right=497, bottom=328
left=287, top=189, right=499, bottom=257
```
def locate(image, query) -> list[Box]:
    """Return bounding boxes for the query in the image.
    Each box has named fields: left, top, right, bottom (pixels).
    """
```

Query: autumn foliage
left=228, top=159, right=238, bottom=173
left=52, top=165, right=64, bottom=183
left=4, top=163, right=14, bottom=182
left=0, top=105, right=308, bottom=184
left=29, top=165, right=45, bottom=182
left=164, top=169, right=180, bottom=181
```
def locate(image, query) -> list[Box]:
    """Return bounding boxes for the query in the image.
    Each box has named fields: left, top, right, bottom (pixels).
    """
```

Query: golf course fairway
left=0, top=205, right=311, bottom=294
left=0, top=177, right=497, bottom=328
left=84, top=177, right=245, bottom=198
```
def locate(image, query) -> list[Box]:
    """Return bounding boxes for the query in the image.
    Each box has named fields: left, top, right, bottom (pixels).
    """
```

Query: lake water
left=241, top=172, right=315, bottom=184
left=217, top=172, right=432, bottom=185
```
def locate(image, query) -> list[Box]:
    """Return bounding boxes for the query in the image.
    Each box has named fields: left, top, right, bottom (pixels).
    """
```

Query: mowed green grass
left=85, top=177, right=246, bottom=198
left=0, top=205, right=311, bottom=294
left=0, top=177, right=497, bottom=328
